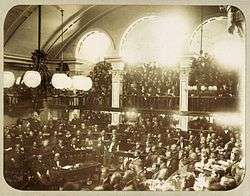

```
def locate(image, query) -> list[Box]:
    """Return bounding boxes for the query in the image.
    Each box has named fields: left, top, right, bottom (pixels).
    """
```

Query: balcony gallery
left=3, top=5, right=245, bottom=192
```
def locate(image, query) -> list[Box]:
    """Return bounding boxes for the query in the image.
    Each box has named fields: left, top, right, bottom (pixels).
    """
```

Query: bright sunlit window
left=190, top=17, right=245, bottom=70
left=120, top=14, right=189, bottom=66
left=76, top=31, right=113, bottom=64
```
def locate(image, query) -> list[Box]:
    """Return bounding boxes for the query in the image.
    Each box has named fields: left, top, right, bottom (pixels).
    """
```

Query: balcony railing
left=121, top=95, right=238, bottom=112
left=188, top=96, right=238, bottom=112
left=121, top=95, right=179, bottom=110
left=47, top=95, right=112, bottom=109
left=4, top=94, right=238, bottom=112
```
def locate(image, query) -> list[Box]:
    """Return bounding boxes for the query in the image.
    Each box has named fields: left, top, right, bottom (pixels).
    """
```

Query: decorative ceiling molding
left=4, top=5, right=37, bottom=46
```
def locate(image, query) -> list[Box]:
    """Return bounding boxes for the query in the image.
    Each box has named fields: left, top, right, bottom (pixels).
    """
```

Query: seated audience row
left=4, top=111, right=244, bottom=191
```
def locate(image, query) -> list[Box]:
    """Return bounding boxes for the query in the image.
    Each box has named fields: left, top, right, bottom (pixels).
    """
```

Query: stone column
left=179, top=56, right=192, bottom=131
left=105, top=57, right=124, bottom=125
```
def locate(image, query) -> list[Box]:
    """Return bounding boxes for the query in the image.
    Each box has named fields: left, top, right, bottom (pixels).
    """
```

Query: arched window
left=120, top=15, right=188, bottom=66
left=75, top=30, right=114, bottom=64
left=189, top=16, right=244, bottom=69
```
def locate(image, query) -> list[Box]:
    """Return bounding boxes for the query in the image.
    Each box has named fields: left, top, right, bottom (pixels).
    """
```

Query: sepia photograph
left=2, top=4, right=246, bottom=191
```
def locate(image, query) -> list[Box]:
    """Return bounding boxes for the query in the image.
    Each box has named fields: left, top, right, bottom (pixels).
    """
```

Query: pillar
left=179, top=55, right=192, bottom=131
left=105, top=57, right=124, bottom=125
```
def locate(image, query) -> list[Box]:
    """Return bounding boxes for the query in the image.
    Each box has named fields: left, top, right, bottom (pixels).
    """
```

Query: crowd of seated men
left=123, top=63, right=180, bottom=97
left=122, top=58, right=238, bottom=99
left=4, top=111, right=244, bottom=191
left=121, top=62, right=238, bottom=110
left=5, top=58, right=238, bottom=112
left=4, top=110, right=111, bottom=189
left=93, top=113, right=244, bottom=191
left=189, top=53, right=239, bottom=97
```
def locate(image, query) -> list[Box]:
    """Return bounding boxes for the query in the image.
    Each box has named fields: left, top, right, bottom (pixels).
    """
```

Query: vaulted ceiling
left=4, top=5, right=121, bottom=58
left=4, top=5, right=225, bottom=63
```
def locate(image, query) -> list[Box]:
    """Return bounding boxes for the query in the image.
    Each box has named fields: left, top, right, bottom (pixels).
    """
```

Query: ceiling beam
left=42, top=5, right=95, bottom=52
left=4, top=5, right=37, bottom=46
left=49, top=6, right=122, bottom=59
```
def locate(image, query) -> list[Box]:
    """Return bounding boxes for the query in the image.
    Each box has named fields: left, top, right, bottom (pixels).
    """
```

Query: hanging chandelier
left=192, top=7, right=211, bottom=64
left=3, top=71, right=15, bottom=88
left=23, top=71, right=42, bottom=88
left=52, top=73, right=71, bottom=89
left=51, top=8, right=93, bottom=91
left=71, top=75, right=93, bottom=91
left=51, top=9, right=73, bottom=90
left=3, top=6, right=45, bottom=90
left=22, top=6, right=44, bottom=88
left=18, top=5, right=52, bottom=111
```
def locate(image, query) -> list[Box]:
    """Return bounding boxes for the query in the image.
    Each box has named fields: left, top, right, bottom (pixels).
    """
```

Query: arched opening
left=75, top=30, right=114, bottom=64
left=119, top=15, right=189, bottom=66
left=189, top=16, right=244, bottom=69
left=74, top=30, right=114, bottom=107
left=188, top=16, right=244, bottom=125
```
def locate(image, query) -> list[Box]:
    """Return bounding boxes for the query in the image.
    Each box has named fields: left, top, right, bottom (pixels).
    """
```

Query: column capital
left=112, top=69, right=123, bottom=81
left=179, top=55, right=194, bottom=68
left=104, top=57, right=124, bottom=71
left=179, top=54, right=194, bottom=77
left=180, top=66, right=191, bottom=76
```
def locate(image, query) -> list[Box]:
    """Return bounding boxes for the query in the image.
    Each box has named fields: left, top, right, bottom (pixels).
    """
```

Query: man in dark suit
left=94, top=167, right=113, bottom=190
left=122, top=170, right=137, bottom=191
left=50, top=153, right=62, bottom=169
left=129, top=151, right=143, bottom=174
left=31, top=155, right=51, bottom=190
left=71, top=114, right=80, bottom=127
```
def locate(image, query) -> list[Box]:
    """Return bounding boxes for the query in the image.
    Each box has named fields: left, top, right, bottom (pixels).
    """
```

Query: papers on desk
left=194, top=173, right=208, bottom=191
left=75, top=163, right=80, bottom=168
left=62, top=165, right=73, bottom=170
left=61, top=163, right=82, bottom=170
